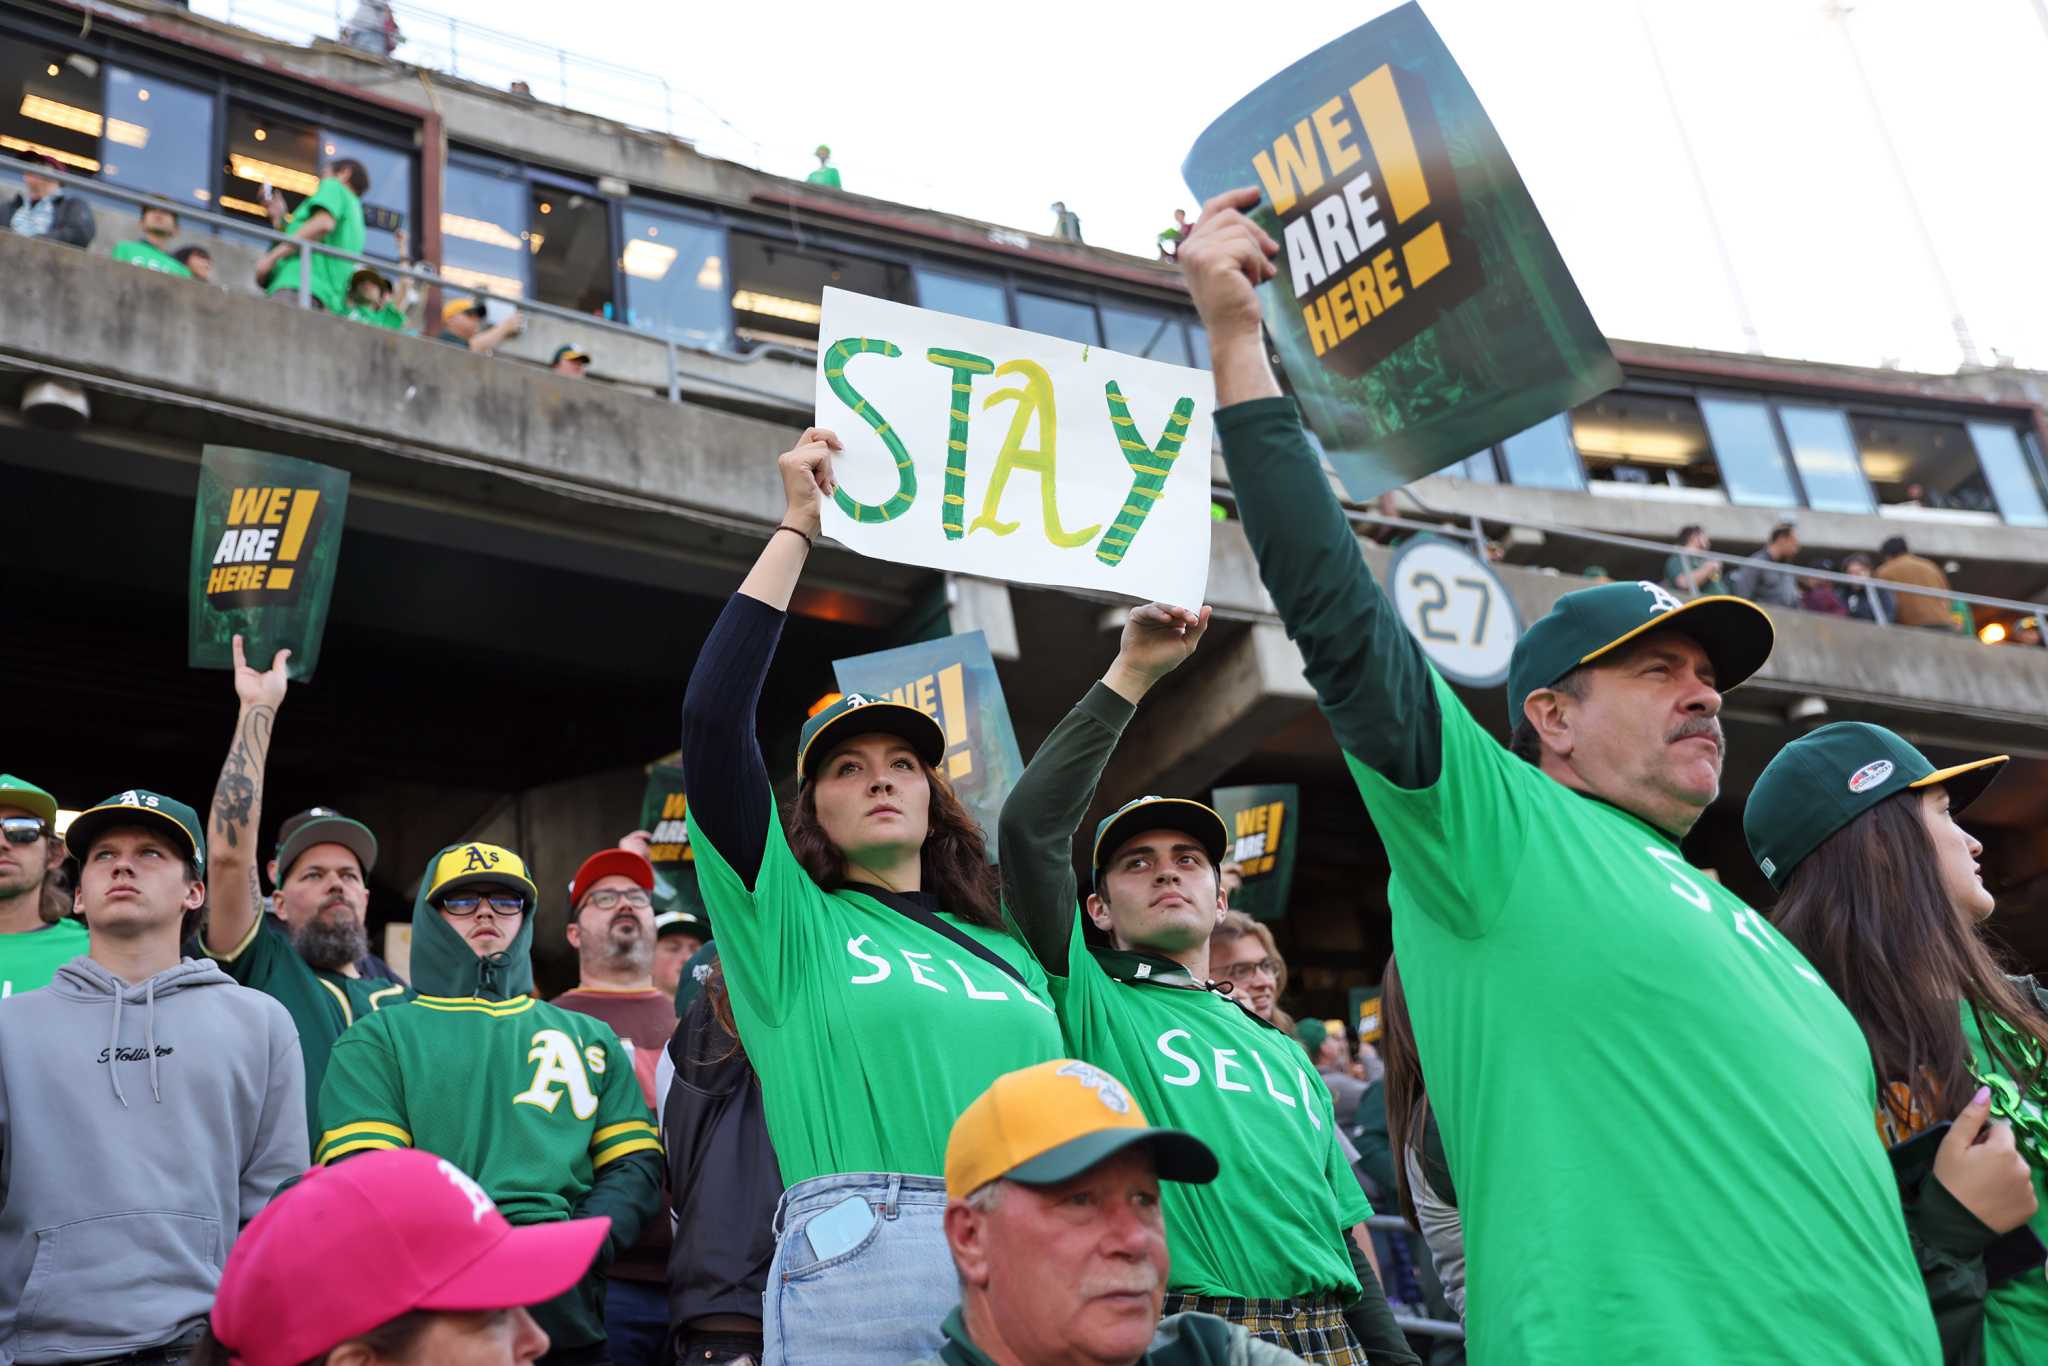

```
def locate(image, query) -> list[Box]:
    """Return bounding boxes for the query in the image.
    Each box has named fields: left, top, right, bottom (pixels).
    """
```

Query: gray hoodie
left=0, top=956, right=308, bottom=1363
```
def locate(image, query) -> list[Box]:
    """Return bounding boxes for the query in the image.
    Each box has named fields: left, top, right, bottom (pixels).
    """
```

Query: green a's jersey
left=1961, top=1004, right=2048, bottom=1365
left=689, top=801, right=1064, bottom=1186
left=315, top=993, right=661, bottom=1223
left=1050, top=920, right=1369, bottom=1298
left=265, top=176, right=365, bottom=313
left=111, top=239, right=192, bottom=276
left=208, top=913, right=411, bottom=1136
left=0, top=918, right=87, bottom=998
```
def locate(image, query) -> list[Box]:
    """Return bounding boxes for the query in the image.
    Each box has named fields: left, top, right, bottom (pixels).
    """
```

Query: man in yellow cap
left=923, top=1059, right=1312, bottom=1366
left=435, top=294, right=525, bottom=355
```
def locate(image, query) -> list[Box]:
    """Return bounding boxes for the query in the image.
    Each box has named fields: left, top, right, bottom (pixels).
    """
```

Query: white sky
left=227, top=0, right=2048, bottom=373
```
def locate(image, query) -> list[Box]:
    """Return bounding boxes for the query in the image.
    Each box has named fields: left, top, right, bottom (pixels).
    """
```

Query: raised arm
left=679, top=429, right=841, bottom=888
left=1180, top=188, right=1442, bottom=788
left=998, top=603, right=1210, bottom=973
left=203, top=635, right=289, bottom=957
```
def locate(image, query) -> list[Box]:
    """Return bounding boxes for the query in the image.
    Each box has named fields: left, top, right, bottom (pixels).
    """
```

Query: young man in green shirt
left=109, top=200, right=192, bottom=277
left=1000, top=607, right=1413, bottom=1366
left=0, top=774, right=86, bottom=997
left=341, top=264, right=406, bottom=329
left=256, top=158, right=368, bottom=313
left=201, top=636, right=413, bottom=1136
left=1175, top=187, right=1939, bottom=1364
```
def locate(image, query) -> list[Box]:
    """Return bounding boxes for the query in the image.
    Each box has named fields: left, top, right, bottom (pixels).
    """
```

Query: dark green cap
left=795, top=693, right=946, bottom=782
left=1296, top=1018, right=1329, bottom=1054
left=0, top=774, right=58, bottom=826
left=275, top=807, right=378, bottom=882
left=1745, top=722, right=2007, bottom=889
left=1506, top=581, right=1775, bottom=723
left=1090, top=796, right=1229, bottom=889
left=65, top=789, right=205, bottom=871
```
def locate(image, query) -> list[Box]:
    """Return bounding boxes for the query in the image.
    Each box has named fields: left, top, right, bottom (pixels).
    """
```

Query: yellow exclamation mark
left=938, top=663, right=972, bottom=779
left=1262, top=801, right=1286, bottom=875
left=1351, top=66, right=1451, bottom=289
left=266, top=489, right=320, bottom=591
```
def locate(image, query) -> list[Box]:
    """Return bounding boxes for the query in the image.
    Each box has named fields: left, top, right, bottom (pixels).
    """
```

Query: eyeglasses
left=437, top=893, right=528, bottom=917
left=1218, top=957, right=1278, bottom=983
left=582, top=888, right=653, bottom=911
left=1, top=817, right=48, bottom=846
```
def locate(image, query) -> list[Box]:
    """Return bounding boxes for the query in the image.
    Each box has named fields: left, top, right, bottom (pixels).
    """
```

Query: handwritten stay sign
left=813, top=288, right=1214, bottom=607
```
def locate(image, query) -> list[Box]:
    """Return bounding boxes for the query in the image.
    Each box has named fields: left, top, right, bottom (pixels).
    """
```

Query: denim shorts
left=762, top=1172, right=952, bottom=1366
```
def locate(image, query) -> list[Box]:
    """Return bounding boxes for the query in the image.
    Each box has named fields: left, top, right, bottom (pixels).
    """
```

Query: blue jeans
left=763, top=1173, right=952, bottom=1366
left=602, top=1277, right=669, bottom=1366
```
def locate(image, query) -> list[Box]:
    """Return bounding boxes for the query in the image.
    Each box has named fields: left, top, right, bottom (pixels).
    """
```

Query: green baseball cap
left=655, top=908, right=709, bottom=940
left=1295, top=1018, right=1329, bottom=1054
left=275, top=807, right=378, bottom=882
left=1091, top=796, right=1229, bottom=890
left=1745, top=723, right=2007, bottom=889
left=65, top=789, right=205, bottom=871
left=795, top=693, right=947, bottom=782
left=1506, top=581, right=1775, bottom=723
left=0, top=774, right=58, bottom=826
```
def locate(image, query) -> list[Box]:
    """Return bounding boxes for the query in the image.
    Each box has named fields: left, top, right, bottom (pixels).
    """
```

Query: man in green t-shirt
left=0, top=773, right=87, bottom=997
left=109, top=200, right=192, bottom=277
left=806, top=144, right=842, bottom=189
left=1175, top=188, right=1939, bottom=1364
left=1001, top=605, right=1414, bottom=1366
left=255, top=158, right=368, bottom=313
left=1661, top=524, right=1723, bottom=597
left=200, top=636, right=412, bottom=1136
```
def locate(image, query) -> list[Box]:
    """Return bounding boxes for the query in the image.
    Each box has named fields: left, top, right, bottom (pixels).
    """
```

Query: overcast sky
left=222, top=0, right=2048, bottom=374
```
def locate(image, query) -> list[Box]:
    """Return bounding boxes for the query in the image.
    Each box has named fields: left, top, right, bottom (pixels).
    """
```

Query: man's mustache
left=1668, top=716, right=1725, bottom=753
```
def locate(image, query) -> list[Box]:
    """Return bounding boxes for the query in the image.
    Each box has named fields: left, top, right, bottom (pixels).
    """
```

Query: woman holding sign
left=1747, top=725, right=2048, bottom=1365
left=679, top=428, right=1063, bottom=1365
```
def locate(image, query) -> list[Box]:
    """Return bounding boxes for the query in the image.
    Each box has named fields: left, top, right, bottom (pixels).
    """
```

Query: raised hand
left=777, top=428, right=842, bottom=538
left=1178, top=186, right=1279, bottom=344
left=231, top=634, right=291, bottom=712
left=1105, top=602, right=1212, bottom=702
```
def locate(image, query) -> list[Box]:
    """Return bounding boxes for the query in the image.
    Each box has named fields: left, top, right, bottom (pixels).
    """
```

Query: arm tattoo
left=212, top=705, right=275, bottom=848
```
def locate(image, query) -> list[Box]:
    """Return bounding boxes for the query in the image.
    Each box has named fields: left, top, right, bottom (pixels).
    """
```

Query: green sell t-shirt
left=111, top=239, right=192, bottom=277
left=342, top=301, right=405, bottom=330
left=0, top=917, right=88, bottom=998
left=1051, top=921, right=1370, bottom=1298
left=265, top=176, right=366, bottom=314
left=688, top=800, right=1064, bottom=1186
left=208, top=913, right=412, bottom=1135
left=1960, top=1004, right=2048, bottom=1365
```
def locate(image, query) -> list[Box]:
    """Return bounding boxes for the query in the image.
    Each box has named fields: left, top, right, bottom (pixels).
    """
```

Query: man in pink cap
left=552, top=845, right=678, bottom=1366
left=203, top=1148, right=610, bottom=1363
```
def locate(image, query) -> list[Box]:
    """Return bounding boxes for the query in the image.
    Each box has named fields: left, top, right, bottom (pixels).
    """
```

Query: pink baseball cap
left=211, top=1150, right=609, bottom=1364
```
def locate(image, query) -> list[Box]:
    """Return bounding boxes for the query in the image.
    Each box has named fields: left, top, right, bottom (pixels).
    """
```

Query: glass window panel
left=1697, top=397, right=1799, bottom=508
left=98, top=67, right=212, bottom=213
left=222, top=104, right=319, bottom=231
left=530, top=185, right=614, bottom=318
left=441, top=159, right=531, bottom=300
left=1965, top=421, right=2048, bottom=527
left=319, top=128, right=412, bottom=262
left=1445, top=451, right=1498, bottom=482
left=1015, top=291, right=1099, bottom=345
left=914, top=267, right=1007, bottom=324
left=1101, top=303, right=1191, bottom=365
left=1849, top=413, right=1995, bottom=513
left=1776, top=405, right=1873, bottom=514
left=0, top=41, right=104, bottom=179
left=1188, top=321, right=1210, bottom=370
left=1499, top=414, right=1585, bottom=490
left=1570, top=391, right=1720, bottom=493
left=622, top=205, right=729, bottom=349
left=728, top=231, right=909, bottom=349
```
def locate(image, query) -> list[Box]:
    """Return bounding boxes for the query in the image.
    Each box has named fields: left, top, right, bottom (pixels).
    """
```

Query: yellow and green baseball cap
left=65, top=789, right=205, bottom=871
left=1090, top=795, right=1229, bottom=889
left=424, top=842, right=539, bottom=907
left=1744, top=722, right=2007, bottom=889
left=795, top=693, right=946, bottom=782
left=945, top=1059, right=1218, bottom=1200
left=1506, top=581, right=1775, bottom=722
left=0, top=774, right=57, bottom=826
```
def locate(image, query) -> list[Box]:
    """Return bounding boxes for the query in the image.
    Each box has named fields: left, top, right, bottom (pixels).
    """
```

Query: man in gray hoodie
left=0, top=789, right=307, bottom=1364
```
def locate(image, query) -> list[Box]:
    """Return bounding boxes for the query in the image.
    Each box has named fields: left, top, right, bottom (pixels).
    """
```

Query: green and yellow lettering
left=1095, top=382, right=1196, bottom=568
left=971, top=361, right=1100, bottom=548
left=822, top=337, right=915, bottom=523
left=925, top=348, right=994, bottom=540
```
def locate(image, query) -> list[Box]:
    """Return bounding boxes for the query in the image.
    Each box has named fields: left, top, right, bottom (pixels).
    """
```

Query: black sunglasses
left=1, top=817, right=49, bottom=846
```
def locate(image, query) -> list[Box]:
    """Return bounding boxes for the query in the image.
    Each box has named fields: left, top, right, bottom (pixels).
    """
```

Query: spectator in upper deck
left=3, top=152, right=95, bottom=247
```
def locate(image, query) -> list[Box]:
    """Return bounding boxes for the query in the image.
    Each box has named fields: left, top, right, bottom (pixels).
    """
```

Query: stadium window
left=1850, top=413, right=1996, bottom=515
left=1443, top=450, right=1499, bottom=482
left=222, top=104, right=319, bottom=228
left=914, top=266, right=1008, bottom=325
left=529, top=183, right=614, bottom=318
left=441, top=157, right=532, bottom=300
left=1775, top=405, right=1874, bottom=514
left=727, top=230, right=909, bottom=350
left=1015, top=290, right=1100, bottom=346
left=1965, top=421, right=2048, bottom=528
left=1499, top=414, right=1585, bottom=491
left=0, top=42, right=103, bottom=177
left=1187, top=321, right=1210, bottom=370
left=97, top=66, right=213, bottom=214
left=1100, top=302, right=1191, bottom=366
left=1696, top=396, right=1800, bottom=509
left=621, top=204, right=730, bottom=349
left=1570, top=392, right=1722, bottom=500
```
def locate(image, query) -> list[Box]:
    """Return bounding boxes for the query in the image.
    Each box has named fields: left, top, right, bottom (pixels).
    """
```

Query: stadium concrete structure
left=4, top=0, right=2045, bottom=1002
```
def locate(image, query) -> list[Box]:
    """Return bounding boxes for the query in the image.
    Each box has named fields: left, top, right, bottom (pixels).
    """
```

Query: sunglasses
left=437, top=893, right=528, bottom=917
left=1, top=817, right=49, bottom=846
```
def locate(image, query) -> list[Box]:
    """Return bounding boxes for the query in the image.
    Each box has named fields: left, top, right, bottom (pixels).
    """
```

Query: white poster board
left=813, top=288, right=1214, bottom=607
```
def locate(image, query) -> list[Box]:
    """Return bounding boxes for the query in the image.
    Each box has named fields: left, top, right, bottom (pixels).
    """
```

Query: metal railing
left=1364, top=1213, right=1466, bottom=1341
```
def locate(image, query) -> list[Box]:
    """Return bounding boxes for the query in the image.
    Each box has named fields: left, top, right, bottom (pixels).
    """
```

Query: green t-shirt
left=265, top=177, right=366, bottom=314
left=111, top=239, right=192, bottom=277
left=1350, top=671, right=1938, bottom=1364
left=805, top=165, right=843, bottom=189
left=1051, top=923, right=1370, bottom=1298
left=1961, top=1004, right=2048, bottom=1365
left=688, top=800, right=1064, bottom=1186
left=208, top=913, right=412, bottom=1135
left=342, top=300, right=405, bottom=329
left=0, top=917, right=88, bottom=998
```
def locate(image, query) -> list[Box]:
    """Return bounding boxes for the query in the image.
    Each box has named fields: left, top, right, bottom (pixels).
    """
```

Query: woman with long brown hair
left=677, top=429, right=1063, bottom=1364
left=1748, top=722, right=2045, bottom=1364
left=1378, top=955, right=1464, bottom=1325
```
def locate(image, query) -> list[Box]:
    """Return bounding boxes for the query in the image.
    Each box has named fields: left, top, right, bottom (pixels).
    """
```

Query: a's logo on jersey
left=1637, top=581, right=1684, bottom=616
left=1057, top=1061, right=1133, bottom=1115
left=1848, top=760, right=1896, bottom=794
left=461, top=844, right=501, bottom=872
left=435, top=1158, right=497, bottom=1223
left=513, top=1029, right=600, bottom=1120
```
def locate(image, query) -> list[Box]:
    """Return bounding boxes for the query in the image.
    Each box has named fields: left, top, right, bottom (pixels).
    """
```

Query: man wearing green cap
left=1177, top=188, right=1939, bottom=1363
left=201, top=636, right=413, bottom=1135
left=0, top=773, right=85, bottom=997
left=1000, top=605, right=1412, bottom=1366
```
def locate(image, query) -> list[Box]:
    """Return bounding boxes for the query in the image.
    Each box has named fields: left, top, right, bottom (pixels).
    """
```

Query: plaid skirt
left=1160, top=1292, right=1366, bottom=1365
